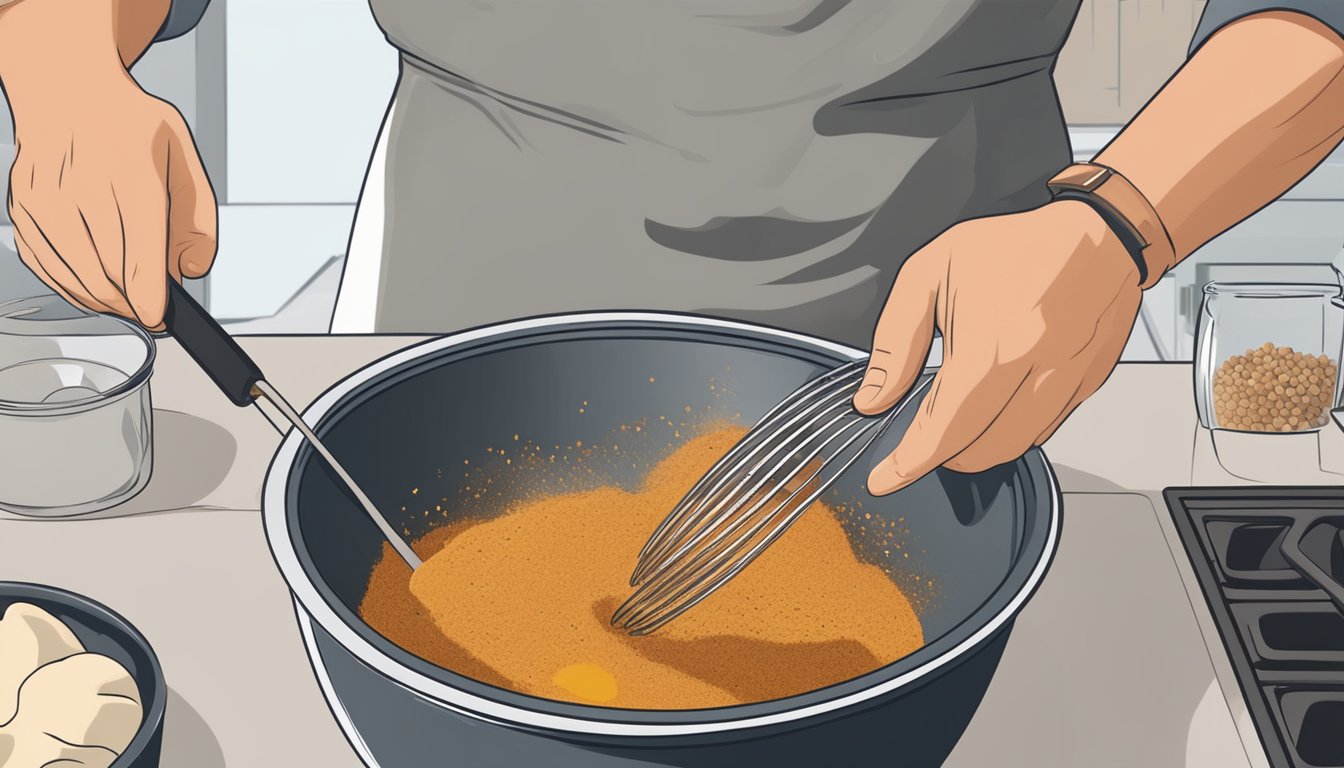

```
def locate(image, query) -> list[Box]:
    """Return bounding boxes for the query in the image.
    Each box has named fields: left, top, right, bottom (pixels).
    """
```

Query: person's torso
left=355, top=0, right=1080, bottom=343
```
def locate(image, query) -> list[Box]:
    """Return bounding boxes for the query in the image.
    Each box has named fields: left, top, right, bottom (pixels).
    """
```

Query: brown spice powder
left=359, top=426, right=923, bottom=709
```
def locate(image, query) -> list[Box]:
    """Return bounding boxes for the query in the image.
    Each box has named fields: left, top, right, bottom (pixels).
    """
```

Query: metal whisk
left=611, top=359, right=934, bottom=636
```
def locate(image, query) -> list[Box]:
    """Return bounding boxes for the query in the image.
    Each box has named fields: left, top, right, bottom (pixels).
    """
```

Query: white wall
left=223, top=0, right=396, bottom=204
left=207, top=0, right=397, bottom=321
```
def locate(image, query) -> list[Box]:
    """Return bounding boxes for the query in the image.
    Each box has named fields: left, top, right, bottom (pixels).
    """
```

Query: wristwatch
left=1046, top=162, right=1175, bottom=289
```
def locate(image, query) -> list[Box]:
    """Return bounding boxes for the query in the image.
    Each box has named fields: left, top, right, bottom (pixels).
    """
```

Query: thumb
left=165, top=119, right=218, bottom=280
left=854, top=254, right=938, bottom=415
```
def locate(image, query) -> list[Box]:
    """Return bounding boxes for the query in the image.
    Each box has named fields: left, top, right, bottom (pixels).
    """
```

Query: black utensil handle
left=163, top=281, right=264, bottom=406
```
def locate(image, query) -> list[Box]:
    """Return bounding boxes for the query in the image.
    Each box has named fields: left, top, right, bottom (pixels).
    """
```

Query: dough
left=7, top=653, right=143, bottom=754
left=0, top=602, right=85, bottom=725
left=0, top=604, right=144, bottom=768
left=1, top=732, right=118, bottom=768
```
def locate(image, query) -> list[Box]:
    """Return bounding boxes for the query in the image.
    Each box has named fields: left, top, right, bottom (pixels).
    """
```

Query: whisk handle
left=163, top=280, right=264, bottom=407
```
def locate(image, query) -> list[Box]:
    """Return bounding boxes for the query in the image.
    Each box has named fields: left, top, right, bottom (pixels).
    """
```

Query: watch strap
left=1051, top=190, right=1149, bottom=285
left=1047, top=162, right=1175, bottom=289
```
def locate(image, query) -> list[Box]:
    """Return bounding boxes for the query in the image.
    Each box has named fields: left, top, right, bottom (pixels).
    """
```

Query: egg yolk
left=552, top=663, right=618, bottom=704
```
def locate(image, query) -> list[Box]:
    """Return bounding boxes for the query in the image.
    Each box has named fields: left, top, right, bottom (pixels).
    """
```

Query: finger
left=13, top=229, right=86, bottom=310
left=76, top=190, right=134, bottom=308
left=855, top=252, right=939, bottom=415
left=945, top=365, right=1080, bottom=473
left=9, top=205, right=120, bottom=315
left=165, top=121, right=218, bottom=279
left=868, top=352, right=1033, bottom=495
left=18, top=200, right=136, bottom=318
left=113, top=180, right=170, bottom=330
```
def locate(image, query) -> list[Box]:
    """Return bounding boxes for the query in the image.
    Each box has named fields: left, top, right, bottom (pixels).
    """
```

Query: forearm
left=1096, top=10, right=1344, bottom=275
left=0, top=0, right=169, bottom=121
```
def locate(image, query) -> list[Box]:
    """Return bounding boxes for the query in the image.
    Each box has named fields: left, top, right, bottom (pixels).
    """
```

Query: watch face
left=1051, top=164, right=1111, bottom=191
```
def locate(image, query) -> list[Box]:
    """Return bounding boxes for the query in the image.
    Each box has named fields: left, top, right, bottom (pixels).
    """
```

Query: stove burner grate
left=1167, top=487, right=1344, bottom=768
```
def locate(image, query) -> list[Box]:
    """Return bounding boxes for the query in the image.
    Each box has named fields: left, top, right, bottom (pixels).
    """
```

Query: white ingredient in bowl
left=0, top=603, right=143, bottom=768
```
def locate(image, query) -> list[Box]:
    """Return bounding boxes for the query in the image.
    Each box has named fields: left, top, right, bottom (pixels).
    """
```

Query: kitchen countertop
left=4, top=337, right=1342, bottom=767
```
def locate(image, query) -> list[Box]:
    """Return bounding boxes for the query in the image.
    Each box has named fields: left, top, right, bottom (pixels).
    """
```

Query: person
left=2, top=0, right=1342, bottom=496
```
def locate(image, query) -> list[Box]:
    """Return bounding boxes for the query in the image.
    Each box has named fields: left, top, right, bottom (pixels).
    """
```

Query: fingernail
left=183, top=260, right=202, bottom=275
left=854, top=368, right=887, bottom=409
left=855, top=384, right=882, bottom=408
left=867, top=461, right=908, bottom=496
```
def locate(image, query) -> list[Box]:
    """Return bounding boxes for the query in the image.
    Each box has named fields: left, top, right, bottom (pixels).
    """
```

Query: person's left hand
left=853, top=199, right=1145, bottom=495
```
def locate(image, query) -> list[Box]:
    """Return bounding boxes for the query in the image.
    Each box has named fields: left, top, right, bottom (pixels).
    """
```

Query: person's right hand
left=0, top=0, right=216, bottom=330
left=853, top=200, right=1144, bottom=495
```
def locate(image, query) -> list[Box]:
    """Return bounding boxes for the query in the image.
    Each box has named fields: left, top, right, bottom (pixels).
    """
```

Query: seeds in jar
left=1212, top=342, right=1337, bottom=432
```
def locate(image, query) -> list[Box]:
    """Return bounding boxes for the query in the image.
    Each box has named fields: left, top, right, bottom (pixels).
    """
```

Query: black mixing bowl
left=261, top=313, right=1060, bottom=767
left=0, top=581, right=165, bottom=768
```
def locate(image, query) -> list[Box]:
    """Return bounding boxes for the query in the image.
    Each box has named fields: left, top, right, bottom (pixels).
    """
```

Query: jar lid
left=1202, top=281, right=1343, bottom=299
left=0, top=296, right=155, bottom=412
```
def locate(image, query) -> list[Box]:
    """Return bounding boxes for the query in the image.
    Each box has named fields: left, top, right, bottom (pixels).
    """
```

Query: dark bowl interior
left=282, top=318, right=1054, bottom=725
left=0, top=581, right=165, bottom=768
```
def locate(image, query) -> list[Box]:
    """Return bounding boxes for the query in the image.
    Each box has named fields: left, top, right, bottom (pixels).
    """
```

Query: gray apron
left=342, top=0, right=1079, bottom=347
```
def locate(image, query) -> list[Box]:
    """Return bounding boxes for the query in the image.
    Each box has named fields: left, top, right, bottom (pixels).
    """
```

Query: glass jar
left=1195, top=282, right=1344, bottom=433
left=0, top=296, right=156, bottom=516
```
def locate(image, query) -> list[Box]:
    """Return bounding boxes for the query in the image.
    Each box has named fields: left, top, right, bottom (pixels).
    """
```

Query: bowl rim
left=0, top=580, right=166, bottom=764
left=261, top=311, right=1061, bottom=738
left=0, top=296, right=157, bottom=415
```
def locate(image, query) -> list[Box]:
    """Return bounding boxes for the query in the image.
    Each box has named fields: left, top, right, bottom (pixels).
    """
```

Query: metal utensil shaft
left=162, top=281, right=421, bottom=571
left=252, top=380, right=422, bottom=570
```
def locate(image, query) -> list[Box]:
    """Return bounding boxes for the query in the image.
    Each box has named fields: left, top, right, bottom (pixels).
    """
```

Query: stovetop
left=1166, top=487, right=1344, bottom=768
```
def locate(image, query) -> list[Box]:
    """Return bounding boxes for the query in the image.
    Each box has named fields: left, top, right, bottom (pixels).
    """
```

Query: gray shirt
left=156, top=1, right=1344, bottom=343
left=1190, top=0, right=1344, bottom=55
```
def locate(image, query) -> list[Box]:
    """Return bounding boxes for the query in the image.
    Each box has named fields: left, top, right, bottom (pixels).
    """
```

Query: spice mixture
left=359, top=426, right=924, bottom=709
left=1212, top=343, right=1338, bottom=432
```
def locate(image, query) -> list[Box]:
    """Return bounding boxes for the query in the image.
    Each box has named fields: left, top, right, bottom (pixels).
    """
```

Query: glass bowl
left=0, top=296, right=155, bottom=516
